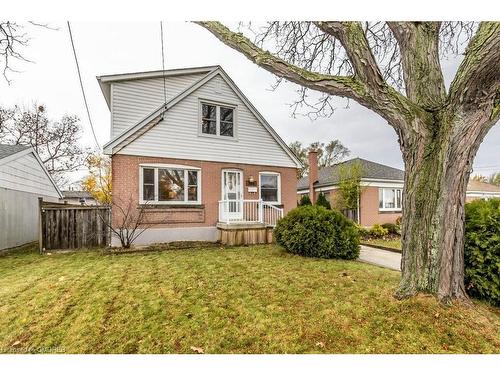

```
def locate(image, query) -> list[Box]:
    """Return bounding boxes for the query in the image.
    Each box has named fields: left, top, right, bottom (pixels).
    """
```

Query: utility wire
left=67, top=21, right=100, bottom=149
left=160, top=21, right=167, bottom=107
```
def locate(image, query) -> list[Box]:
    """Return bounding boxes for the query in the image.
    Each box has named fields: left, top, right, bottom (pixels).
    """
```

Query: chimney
left=308, top=149, right=319, bottom=204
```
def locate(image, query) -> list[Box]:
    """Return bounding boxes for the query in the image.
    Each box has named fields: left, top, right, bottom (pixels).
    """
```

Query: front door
left=222, top=170, right=243, bottom=221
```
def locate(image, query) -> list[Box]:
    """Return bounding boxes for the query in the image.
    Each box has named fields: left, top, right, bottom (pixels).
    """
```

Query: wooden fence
left=39, top=199, right=111, bottom=251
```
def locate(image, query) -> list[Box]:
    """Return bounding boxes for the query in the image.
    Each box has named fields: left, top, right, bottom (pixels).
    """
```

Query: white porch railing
left=218, top=199, right=283, bottom=227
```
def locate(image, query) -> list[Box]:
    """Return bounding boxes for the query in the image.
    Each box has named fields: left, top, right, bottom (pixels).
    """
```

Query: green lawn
left=362, top=237, right=402, bottom=251
left=0, top=244, right=498, bottom=354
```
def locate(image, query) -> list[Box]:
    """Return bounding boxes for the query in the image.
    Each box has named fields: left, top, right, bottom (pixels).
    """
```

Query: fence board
left=39, top=201, right=111, bottom=251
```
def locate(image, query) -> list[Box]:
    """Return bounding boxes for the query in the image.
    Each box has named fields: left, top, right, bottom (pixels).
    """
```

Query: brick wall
left=299, top=187, right=401, bottom=227
left=111, top=154, right=297, bottom=228
left=359, top=186, right=401, bottom=226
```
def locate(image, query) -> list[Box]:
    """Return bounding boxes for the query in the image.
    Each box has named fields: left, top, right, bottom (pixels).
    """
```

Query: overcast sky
left=1, top=21, right=499, bottom=186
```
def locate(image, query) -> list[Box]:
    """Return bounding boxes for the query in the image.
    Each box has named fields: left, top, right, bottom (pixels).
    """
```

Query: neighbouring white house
left=0, top=144, right=62, bottom=251
left=98, top=65, right=302, bottom=246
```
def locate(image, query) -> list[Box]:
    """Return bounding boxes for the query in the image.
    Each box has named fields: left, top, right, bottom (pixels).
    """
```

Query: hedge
left=464, top=198, right=500, bottom=306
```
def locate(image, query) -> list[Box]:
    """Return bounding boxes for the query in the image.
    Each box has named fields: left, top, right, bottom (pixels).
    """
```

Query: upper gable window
left=200, top=102, right=235, bottom=138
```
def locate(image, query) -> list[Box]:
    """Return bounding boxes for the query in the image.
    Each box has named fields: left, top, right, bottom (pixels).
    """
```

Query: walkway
left=358, top=245, right=401, bottom=271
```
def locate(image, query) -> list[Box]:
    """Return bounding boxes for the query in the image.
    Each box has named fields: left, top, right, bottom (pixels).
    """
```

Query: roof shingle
left=0, top=144, right=30, bottom=160
left=298, top=157, right=500, bottom=194
left=297, top=158, right=404, bottom=190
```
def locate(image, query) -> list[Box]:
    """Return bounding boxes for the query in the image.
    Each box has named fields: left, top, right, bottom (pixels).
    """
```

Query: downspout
left=357, top=186, right=361, bottom=224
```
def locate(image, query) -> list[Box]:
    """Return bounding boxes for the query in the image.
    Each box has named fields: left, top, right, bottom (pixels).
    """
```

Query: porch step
left=217, top=222, right=275, bottom=246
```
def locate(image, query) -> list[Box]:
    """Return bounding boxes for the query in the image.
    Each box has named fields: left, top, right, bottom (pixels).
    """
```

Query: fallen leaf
left=190, top=346, right=204, bottom=354
left=11, top=340, right=21, bottom=347
left=315, top=342, right=325, bottom=348
left=434, top=312, right=440, bottom=318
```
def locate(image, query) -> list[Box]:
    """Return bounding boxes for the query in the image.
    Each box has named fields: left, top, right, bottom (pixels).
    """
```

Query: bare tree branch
left=314, top=22, right=385, bottom=91
left=195, top=21, right=428, bottom=133
left=0, top=103, right=91, bottom=184
left=0, top=21, right=31, bottom=84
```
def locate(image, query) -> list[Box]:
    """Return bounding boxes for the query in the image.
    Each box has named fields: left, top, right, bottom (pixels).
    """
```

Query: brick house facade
left=112, top=154, right=297, bottom=229
left=99, top=66, right=301, bottom=245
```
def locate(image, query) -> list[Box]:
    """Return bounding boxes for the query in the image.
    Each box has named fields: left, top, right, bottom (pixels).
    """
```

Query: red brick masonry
left=112, top=154, right=298, bottom=229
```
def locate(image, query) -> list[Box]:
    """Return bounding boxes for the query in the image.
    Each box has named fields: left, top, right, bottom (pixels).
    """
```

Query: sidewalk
left=358, top=245, right=401, bottom=271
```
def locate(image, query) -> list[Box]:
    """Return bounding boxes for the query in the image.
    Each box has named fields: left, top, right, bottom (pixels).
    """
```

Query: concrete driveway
left=358, top=245, right=401, bottom=271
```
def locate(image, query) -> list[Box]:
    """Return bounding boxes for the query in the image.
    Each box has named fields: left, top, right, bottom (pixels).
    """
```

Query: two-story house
left=98, top=66, right=302, bottom=246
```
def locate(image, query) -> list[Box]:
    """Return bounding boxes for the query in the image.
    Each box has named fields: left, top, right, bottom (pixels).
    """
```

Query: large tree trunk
left=396, top=114, right=486, bottom=303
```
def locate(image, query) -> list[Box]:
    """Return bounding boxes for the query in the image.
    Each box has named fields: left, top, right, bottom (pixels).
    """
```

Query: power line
left=160, top=21, right=167, bottom=107
left=67, top=21, right=100, bottom=149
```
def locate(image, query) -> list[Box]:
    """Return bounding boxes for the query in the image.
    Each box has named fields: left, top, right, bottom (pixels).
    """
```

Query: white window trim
left=198, top=98, right=238, bottom=140
left=259, top=171, right=281, bottom=205
left=139, top=164, right=202, bottom=205
left=379, top=187, right=402, bottom=212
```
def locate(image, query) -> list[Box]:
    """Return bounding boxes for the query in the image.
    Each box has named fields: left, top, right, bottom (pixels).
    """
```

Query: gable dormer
left=98, top=66, right=302, bottom=169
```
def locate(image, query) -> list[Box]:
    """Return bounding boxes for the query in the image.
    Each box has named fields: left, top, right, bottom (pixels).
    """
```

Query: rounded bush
left=274, top=205, right=360, bottom=259
left=381, top=222, right=399, bottom=235
left=464, top=198, right=500, bottom=306
left=369, top=224, right=388, bottom=238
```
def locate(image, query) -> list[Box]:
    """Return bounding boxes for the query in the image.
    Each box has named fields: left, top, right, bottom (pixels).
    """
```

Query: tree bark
left=396, top=109, right=491, bottom=303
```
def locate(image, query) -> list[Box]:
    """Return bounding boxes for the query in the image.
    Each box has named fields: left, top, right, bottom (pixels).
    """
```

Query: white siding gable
left=118, top=74, right=297, bottom=168
left=111, top=73, right=206, bottom=137
left=0, top=153, right=60, bottom=198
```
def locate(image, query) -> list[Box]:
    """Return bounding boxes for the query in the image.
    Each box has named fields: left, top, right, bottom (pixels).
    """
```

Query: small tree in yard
left=98, top=196, right=155, bottom=249
left=82, top=153, right=112, bottom=205
left=316, top=192, right=331, bottom=209
left=298, top=195, right=312, bottom=206
left=196, top=21, right=500, bottom=303
left=336, top=161, right=364, bottom=218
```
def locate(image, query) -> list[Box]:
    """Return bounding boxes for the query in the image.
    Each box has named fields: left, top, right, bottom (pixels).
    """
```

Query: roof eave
left=96, top=65, right=220, bottom=110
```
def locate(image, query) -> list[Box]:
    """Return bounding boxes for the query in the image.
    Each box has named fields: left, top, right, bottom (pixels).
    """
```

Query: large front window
left=200, top=102, right=235, bottom=137
left=378, top=188, right=402, bottom=211
left=140, top=166, right=200, bottom=204
left=260, top=172, right=280, bottom=203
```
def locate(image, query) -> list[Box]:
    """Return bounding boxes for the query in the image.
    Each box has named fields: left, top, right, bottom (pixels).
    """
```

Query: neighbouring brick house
left=98, top=66, right=302, bottom=245
left=298, top=152, right=500, bottom=227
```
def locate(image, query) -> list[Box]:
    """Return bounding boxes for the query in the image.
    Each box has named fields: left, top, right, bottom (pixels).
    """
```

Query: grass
left=0, top=244, right=498, bottom=354
left=361, top=237, right=402, bottom=251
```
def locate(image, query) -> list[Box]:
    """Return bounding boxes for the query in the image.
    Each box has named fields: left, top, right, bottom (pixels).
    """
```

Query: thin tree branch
left=195, top=21, right=429, bottom=132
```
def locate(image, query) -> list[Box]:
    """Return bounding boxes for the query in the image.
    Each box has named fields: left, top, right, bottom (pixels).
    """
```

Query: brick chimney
left=308, top=149, right=319, bottom=204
